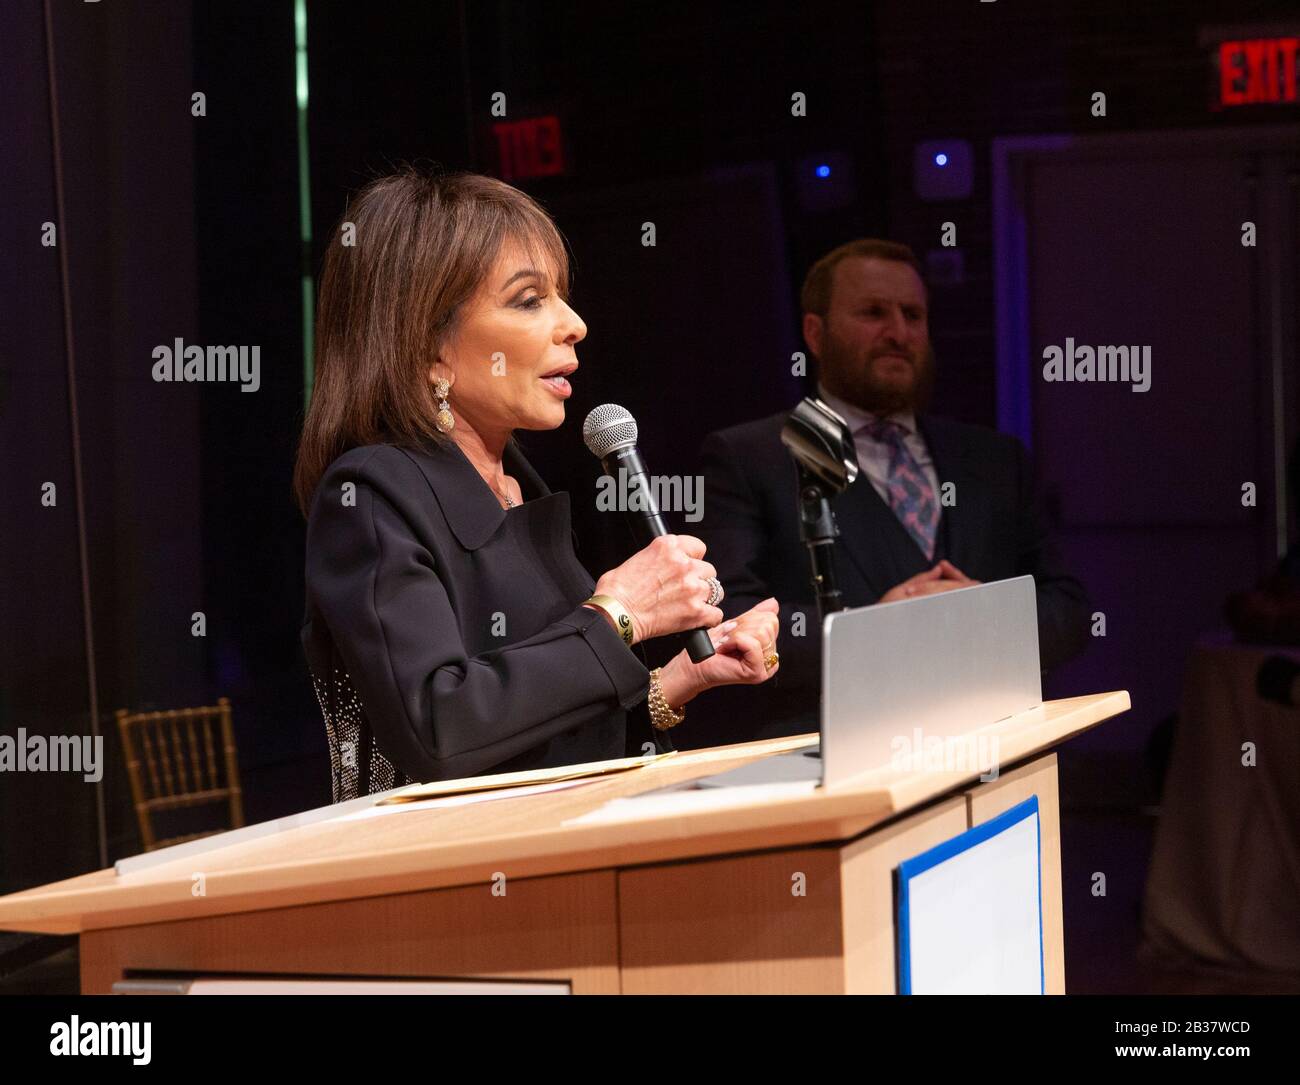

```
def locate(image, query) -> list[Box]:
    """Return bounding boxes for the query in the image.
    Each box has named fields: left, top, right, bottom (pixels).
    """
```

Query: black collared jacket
left=301, top=436, right=653, bottom=801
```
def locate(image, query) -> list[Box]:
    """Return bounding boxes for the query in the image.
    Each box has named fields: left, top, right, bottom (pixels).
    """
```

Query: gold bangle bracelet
left=583, top=594, right=635, bottom=647
left=647, top=667, right=686, bottom=731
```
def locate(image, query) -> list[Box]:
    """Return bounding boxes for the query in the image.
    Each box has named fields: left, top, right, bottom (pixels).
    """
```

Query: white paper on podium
left=897, top=796, right=1043, bottom=994
left=563, top=779, right=819, bottom=825
left=330, top=778, right=595, bottom=821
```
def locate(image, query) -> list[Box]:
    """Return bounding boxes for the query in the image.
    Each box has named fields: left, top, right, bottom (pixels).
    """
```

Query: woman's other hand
left=656, top=597, right=781, bottom=709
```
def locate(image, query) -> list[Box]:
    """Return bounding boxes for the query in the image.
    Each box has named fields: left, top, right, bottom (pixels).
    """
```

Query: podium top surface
left=0, top=691, right=1128, bottom=934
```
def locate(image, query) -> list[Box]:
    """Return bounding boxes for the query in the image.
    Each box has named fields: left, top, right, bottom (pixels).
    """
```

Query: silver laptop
left=695, top=575, right=1042, bottom=790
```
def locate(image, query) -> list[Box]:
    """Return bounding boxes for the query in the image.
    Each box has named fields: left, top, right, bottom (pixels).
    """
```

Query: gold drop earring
left=434, top=378, right=455, bottom=433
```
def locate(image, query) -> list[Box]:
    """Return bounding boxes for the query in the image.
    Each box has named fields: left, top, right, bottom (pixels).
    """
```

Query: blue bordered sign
left=896, top=795, right=1044, bottom=994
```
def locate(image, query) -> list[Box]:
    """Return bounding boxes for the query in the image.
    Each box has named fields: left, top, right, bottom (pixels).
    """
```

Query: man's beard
left=818, top=334, right=935, bottom=415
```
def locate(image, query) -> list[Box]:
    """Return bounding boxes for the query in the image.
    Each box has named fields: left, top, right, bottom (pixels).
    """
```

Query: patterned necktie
left=862, top=417, right=939, bottom=561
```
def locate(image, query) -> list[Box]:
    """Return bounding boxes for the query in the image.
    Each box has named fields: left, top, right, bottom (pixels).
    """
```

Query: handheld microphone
left=583, top=404, right=715, bottom=663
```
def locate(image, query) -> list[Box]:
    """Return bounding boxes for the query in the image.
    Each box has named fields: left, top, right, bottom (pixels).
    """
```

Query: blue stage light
left=815, top=164, right=831, bottom=178
left=934, top=153, right=948, bottom=166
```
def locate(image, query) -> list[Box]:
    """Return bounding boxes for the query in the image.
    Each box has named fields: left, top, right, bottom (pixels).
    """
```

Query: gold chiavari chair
left=114, top=696, right=245, bottom=852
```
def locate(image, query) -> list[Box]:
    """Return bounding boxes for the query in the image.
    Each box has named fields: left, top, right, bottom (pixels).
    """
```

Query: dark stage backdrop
left=4, top=0, right=207, bottom=891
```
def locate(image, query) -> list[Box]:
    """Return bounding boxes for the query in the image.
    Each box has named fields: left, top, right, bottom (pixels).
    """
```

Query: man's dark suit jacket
left=682, top=409, right=1091, bottom=748
left=301, top=436, right=654, bottom=800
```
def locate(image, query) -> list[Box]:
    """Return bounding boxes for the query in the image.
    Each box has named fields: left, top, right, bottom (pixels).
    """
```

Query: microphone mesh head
left=583, top=404, right=638, bottom=458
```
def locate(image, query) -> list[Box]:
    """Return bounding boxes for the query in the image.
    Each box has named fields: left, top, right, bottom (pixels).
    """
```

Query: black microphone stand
left=795, top=462, right=846, bottom=622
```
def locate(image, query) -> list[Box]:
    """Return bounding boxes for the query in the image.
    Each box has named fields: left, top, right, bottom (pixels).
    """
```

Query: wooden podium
left=0, top=692, right=1128, bottom=994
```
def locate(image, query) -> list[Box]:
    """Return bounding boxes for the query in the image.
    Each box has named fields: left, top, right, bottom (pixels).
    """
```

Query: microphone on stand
left=583, top=403, right=716, bottom=663
left=781, top=396, right=859, bottom=621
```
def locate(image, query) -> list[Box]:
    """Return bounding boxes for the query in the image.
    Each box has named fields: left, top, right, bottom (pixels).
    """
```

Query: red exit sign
left=1218, top=38, right=1300, bottom=106
left=492, top=115, right=565, bottom=181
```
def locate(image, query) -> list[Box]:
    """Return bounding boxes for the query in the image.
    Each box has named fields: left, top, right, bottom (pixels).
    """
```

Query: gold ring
left=764, top=649, right=779, bottom=670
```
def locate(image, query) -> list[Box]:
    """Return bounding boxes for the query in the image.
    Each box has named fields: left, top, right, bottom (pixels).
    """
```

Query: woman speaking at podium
left=293, top=167, right=780, bottom=802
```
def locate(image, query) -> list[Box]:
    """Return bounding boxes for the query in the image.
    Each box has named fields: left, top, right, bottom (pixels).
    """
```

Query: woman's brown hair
left=292, top=166, right=571, bottom=516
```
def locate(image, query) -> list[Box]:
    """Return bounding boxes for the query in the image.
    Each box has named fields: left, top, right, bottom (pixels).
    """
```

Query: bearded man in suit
left=684, top=238, right=1090, bottom=745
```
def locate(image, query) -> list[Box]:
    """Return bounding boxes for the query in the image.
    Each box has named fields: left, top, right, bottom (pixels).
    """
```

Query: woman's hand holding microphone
left=591, top=534, right=722, bottom=643
left=585, top=534, right=781, bottom=713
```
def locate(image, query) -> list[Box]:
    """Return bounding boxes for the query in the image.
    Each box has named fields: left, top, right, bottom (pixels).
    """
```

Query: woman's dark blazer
left=301, top=435, right=653, bottom=801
